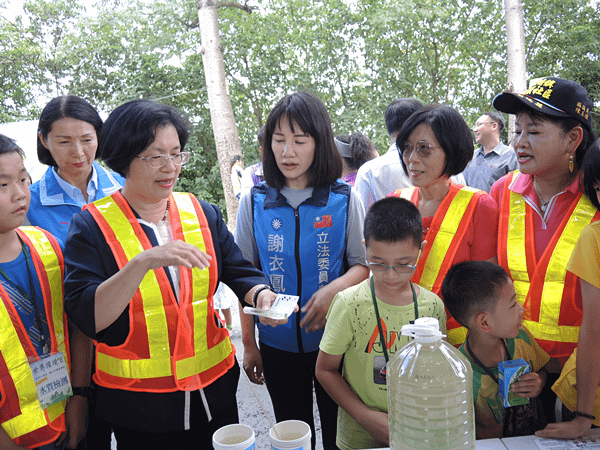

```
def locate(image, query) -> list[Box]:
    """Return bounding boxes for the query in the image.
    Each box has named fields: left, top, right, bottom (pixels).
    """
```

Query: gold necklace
left=532, top=180, right=550, bottom=213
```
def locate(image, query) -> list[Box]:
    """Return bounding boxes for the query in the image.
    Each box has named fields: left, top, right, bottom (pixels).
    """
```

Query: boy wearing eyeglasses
left=316, top=197, right=445, bottom=449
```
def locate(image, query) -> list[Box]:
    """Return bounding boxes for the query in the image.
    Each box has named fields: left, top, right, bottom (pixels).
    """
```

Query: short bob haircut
left=581, top=138, right=600, bottom=211
left=0, top=134, right=25, bottom=159
left=262, top=92, right=342, bottom=190
left=396, top=104, right=474, bottom=178
left=99, top=100, right=189, bottom=177
left=37, top=96, right=103, bottom=167
left=364, top=197, right=422, bottom=248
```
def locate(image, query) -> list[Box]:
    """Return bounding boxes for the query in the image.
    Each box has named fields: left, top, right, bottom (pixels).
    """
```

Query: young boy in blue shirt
left=442, top=260, right=550, bottom=439
left=316, top=197, right=446, bottom=449
left=0, top=134, right=87, bottom=449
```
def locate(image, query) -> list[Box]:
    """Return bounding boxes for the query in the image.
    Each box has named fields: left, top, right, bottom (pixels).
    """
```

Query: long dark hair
left=262, top=92, right=342, bottom=189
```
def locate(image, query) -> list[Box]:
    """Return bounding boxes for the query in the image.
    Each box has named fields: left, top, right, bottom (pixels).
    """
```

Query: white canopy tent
left=0, top=120, right=48, bottom=183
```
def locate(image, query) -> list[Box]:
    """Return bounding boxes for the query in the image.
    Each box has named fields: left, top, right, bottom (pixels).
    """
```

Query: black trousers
left=112, top=361, right=240, bottom=450
left=260, top=342, right=338, bottom=450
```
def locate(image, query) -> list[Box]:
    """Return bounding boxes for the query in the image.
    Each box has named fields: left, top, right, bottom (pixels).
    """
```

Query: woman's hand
left=59, top=395, right=88, bottom=449
left=135, top=240, right=212, bottom=271
left=511, top=372, right=544, bottom=399
left=300, top=264, right=369, bottom=332
left=251, top=286, right=298, bottom=327
left=95, top=240, right=212, bottom=331
left=300, top=284, right=336, bottom=332
left=535, top=416, right=593, bottom=439
left=242, top=344, right=264, bottom=385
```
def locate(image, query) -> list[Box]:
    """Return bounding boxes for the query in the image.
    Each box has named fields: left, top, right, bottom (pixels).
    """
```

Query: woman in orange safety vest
left=490, top=77, right=599, bottom=423
left=389, top=104, right=499, bottom=346
left=63, top=100, right=284, bottom=449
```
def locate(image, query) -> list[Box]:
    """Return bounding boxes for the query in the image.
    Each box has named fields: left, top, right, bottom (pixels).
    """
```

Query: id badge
left=29, top=352, right=72, bottom=409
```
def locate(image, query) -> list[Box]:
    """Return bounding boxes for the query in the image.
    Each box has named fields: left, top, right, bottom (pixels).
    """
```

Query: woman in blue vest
left=235, top=91, right=369, bottom=450
left=27, top=96, right=124, bottom=247
left=26, top=96, right=125, bottom=450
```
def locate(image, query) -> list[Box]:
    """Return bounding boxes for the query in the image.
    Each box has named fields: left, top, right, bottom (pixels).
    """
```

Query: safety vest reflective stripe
left=88, top=192, right=230, bottom=388
left=91, top=194, right=171, bottom=378
left=171, top=193, right=230, bottom=380
left=391, top=186, right=482, bottom=346
left=393, top=186, right=482, bottom=292
left=500, top=172, right=599, bottom=344
left=499, top=173, right=530, bottom=304
left=417, top=187, right=481, bottom=292
left=1, top=227, right=65, bottom=440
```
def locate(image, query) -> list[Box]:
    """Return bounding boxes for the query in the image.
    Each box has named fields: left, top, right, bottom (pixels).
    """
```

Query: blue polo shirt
left=27, top=162, right=124, bottom=247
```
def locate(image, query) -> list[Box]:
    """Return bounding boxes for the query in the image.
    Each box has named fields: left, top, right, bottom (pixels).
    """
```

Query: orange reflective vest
left=498, top=171, right=600, bottom=362
left=0, top=227, right=67, bottom=448
left=86, top=192, right=234, bottom=392
left=391, top=184, right=485, bottom=346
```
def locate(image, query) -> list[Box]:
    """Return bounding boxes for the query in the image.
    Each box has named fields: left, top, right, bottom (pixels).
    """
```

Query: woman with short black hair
left=390, top=103, right=499, bottom=346
left=63, top=99, right=281, bottom=448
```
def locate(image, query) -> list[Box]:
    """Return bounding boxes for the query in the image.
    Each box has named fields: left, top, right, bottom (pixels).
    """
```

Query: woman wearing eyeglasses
left=62, top=100, right=282, bottom=448
left=389, top=104, right=499, bottom=346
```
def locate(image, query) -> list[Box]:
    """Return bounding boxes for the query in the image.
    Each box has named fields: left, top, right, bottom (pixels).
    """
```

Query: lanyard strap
left=465, top=336, right=511, bottom=384
left=0, top=239, right=48, bottom=354
left=369, top=276, right=418, bottom=364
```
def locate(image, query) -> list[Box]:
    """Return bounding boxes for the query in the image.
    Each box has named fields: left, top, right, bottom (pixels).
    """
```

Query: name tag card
left=30, top=352, right=72, bottom=409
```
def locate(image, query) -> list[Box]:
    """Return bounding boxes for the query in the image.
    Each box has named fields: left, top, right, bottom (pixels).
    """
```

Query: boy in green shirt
left=442, top=260, right=550, bottom=438
left=316, top=197, right=446, bottom=449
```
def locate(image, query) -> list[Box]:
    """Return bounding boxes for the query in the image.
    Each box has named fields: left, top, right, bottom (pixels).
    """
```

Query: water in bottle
left=387, top=317, right=475, bottom=450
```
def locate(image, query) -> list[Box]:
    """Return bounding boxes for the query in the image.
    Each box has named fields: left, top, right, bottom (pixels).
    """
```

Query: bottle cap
left=401, top=318, right=445, bottom=343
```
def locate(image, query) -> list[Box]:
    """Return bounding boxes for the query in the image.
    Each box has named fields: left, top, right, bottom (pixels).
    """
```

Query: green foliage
left=1, top=0, right=599, bottom=211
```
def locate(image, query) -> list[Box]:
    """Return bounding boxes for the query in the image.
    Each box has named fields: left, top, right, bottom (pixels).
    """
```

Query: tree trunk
left=197, top=0, right=241, bottom=230
left=504, top=0, right=527, bottom=140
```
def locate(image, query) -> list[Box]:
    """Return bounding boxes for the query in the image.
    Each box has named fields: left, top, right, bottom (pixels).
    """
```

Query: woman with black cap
left=491, top=77, right=599, bottom=428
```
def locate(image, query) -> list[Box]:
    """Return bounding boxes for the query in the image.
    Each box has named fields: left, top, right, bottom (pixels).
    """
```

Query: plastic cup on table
left=212, top=423, right=255, bottom=450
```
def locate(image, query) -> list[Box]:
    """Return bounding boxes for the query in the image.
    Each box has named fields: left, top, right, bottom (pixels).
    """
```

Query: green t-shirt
left=458, top=327, right=550, bottom=439
left=320, top=278, right=446, bottom=450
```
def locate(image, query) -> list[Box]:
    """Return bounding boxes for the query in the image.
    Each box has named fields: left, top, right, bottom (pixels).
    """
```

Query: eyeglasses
left=402, top=141, right=438, bottom=159
left=368, top=261, right=418, bottom=274
left=473, top=121, right=494, bottom=129
left=136, top=152, right=191, bottom=168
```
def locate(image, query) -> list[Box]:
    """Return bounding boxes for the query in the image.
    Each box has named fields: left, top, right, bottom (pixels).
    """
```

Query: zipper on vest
left=294, top=208, right=304, bottom=353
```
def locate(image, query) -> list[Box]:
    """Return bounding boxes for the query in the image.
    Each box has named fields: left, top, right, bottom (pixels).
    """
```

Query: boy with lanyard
left=0, top=134, right=86, bottom=450
left=315, top=197, right=446, bottom=449
left=442, top=260, right=550, bottom=439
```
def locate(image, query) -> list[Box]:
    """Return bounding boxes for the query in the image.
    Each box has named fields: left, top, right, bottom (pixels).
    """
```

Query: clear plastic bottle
left=387, top=317, right=475, bottom=450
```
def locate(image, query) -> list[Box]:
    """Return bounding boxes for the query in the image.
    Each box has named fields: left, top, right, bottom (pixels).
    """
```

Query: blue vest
left=27, top=162, right=124, bottom=247
left=252, top=182, right=350, bottom=353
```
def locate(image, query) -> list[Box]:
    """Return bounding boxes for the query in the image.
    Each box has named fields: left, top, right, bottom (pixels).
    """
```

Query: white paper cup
left=269, top=420, right=311, bottom=450
left=212, top=423, right=255, bottom=450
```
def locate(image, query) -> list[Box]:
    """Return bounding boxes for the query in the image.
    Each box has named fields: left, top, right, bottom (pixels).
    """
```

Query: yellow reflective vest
left=0, top=227, right=67, bottom=448
left=86, top=192, right=234, bottom=392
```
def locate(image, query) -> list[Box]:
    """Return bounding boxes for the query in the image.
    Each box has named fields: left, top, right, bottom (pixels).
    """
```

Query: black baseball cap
left=493, top=77, right=593, bottom=131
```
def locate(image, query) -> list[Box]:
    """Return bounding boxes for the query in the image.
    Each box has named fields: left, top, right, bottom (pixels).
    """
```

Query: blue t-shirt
left=0, top=248, right=49, bottom=355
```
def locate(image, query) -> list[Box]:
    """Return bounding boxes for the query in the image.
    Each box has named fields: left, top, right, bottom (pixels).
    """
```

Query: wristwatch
left=252, top=285, right=274, bottom=307
left=72, top=386, right=93, bottom=400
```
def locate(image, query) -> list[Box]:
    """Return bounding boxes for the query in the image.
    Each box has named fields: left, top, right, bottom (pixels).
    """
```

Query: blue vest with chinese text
left=252, top=182, right=350, bottom=353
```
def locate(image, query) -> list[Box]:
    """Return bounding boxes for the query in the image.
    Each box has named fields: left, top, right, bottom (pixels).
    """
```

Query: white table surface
left=503, top=429, right=600, bottom=449
left=360, top=439, right=505, bottom=450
